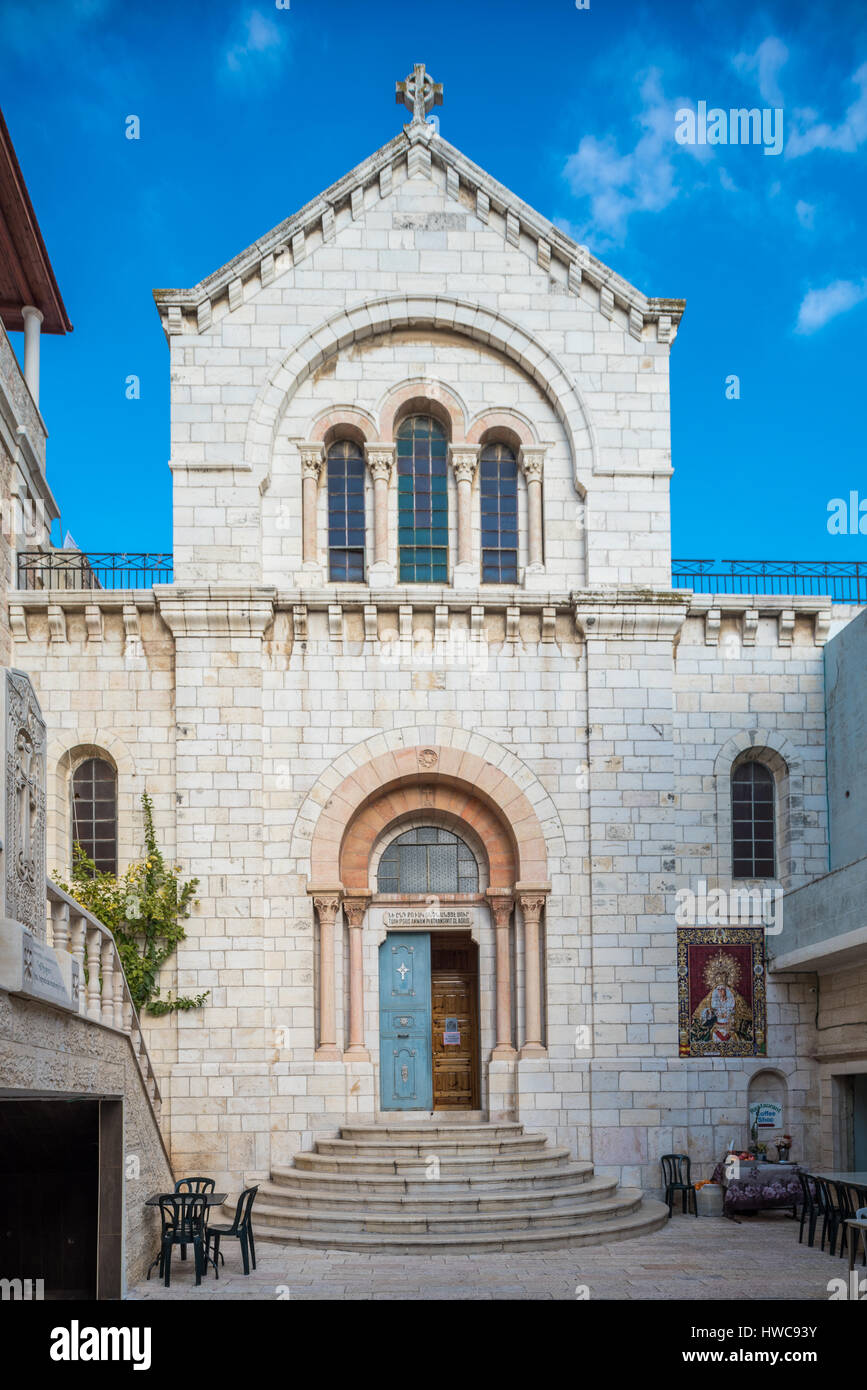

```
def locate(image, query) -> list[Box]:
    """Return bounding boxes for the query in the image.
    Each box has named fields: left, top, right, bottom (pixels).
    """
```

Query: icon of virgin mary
left=690, top=950, right=753, bottom=1050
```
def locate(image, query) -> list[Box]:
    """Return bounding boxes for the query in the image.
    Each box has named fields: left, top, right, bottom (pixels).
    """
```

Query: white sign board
left=383, top=909, right=473, bottom=927
left=750, top=1100, right=783, bottom=1130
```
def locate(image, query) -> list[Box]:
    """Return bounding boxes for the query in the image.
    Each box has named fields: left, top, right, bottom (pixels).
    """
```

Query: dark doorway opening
left=431, top=932, right=480, bottom=1110
left=0, top=1094, right=122, bottom=1299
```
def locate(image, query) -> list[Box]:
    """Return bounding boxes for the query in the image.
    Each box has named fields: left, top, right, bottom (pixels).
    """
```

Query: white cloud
left=223, top=8, right=289, bottom=81
left=795, top=199, right=815, bottom=228
left=787, top=62, right=867, bottom=158
left=733, top=37, right=788, bottom=107
left=562, top=69, right=691, bottom=244
left=795, top=278, right=867, bottom=334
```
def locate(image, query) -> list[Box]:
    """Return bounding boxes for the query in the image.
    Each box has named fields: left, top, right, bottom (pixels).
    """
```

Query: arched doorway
left=376, top=827, right=481, bottom=1111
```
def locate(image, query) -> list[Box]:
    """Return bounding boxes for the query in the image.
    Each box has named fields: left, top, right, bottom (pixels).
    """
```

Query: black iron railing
left=672, top=559, right=867, bottom=604
left=17, top=551, right=174, bottom=591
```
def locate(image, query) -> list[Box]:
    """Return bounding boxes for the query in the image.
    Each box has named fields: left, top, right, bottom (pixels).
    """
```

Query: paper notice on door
left=443, top=1017, right=460, bottom=1044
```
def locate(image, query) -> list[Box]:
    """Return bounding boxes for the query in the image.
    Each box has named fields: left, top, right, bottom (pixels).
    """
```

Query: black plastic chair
left=797, top=1172, right=820, bottom=1247
left=146, top=1194, right=211, bottom=1288
left=661, top=1154, right=697, bottom=1217
left=812, top=1175, right=842, bottom=1255
left=207, top=1186, right=258, bottom=1276
left=833, top=1181, right=857, bottom=1259
left=174, top=1177, right=215, bottom=1260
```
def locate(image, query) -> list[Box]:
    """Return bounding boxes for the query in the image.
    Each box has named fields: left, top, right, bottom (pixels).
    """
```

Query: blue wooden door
left=379, top=933, right=432, bottom=1110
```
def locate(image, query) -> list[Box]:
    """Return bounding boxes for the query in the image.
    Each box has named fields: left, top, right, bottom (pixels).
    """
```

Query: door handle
left=397, top=1033, right=409, bottom=1038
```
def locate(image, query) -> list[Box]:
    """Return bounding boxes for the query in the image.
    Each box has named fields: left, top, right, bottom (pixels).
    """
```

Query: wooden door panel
left=432, top=968, right=479, bottom=1110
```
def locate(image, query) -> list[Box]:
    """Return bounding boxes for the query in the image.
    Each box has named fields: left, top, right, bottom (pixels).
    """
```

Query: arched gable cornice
left=244, top=294, right=596, bottom=495
left=293, top=726, right=564, bottom=891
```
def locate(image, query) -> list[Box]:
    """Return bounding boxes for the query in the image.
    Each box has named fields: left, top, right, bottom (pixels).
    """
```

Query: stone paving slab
left=125, top=1211, right=854, bottom=1300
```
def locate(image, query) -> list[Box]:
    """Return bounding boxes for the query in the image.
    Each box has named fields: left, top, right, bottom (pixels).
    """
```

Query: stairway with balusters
left=247, top=1117, right=669, bottom=1253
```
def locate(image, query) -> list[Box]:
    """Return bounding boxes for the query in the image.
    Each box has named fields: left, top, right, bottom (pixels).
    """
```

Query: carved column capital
left=343, top=895, right=371, bottom=929
left=519, top=446, right=545, bottom=484
left=486, top=889, right=514, bottom=930
left=312, top=890, right=343, bottom=924
left=365, top=445, right=395, bottom=483
left=299, top=443, right=325, bottom=481
left=449, top=445, right=480, bottom=485
left=517, top=892, right=547, bottom=923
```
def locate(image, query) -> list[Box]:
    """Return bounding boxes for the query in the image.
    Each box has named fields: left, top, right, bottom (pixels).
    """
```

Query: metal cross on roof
left=396, top=63, right=443, bottom=125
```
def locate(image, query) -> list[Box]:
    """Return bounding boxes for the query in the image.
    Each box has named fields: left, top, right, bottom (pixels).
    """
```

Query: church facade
left=9, top=67, right=851, bottom=1202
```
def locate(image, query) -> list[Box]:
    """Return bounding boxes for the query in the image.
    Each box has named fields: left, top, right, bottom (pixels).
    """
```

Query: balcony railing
left=17, top=550, right=173, bottom=591
left=672, top=559, right=867, bottom=604
left=46, top=878, right=162, bottom=1120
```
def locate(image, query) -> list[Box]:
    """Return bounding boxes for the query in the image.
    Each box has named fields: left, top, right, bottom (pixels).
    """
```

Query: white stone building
left=5, top=66, right=864, bottom=1251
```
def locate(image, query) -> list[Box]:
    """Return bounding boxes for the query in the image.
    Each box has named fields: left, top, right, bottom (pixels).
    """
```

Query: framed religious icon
left=677, top=926, right=766, bottom=1057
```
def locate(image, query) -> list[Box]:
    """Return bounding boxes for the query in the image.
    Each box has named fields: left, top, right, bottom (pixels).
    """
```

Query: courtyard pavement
left=125, top=1211, right=851, bottom=1300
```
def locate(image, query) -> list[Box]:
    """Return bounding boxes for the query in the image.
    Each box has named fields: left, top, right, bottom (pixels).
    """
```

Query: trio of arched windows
left=326, top=415, right=520, bottom=584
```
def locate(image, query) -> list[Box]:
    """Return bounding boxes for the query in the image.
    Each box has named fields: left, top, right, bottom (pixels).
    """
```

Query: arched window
left=327, top=440, right=366, bottom=581
left=326, top=439, right=364, bottom=581
left=377, top=827, right=479, bottom=894
left=397, top=415, right=448, bottom=583
left=732, top=761, right=775, bottom=878
left=71, top=758, right=117, bottom=874
left=480, top=442, right=518, bottom=583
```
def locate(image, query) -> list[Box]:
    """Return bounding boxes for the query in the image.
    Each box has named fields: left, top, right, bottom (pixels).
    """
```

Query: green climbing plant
left=57, top=791, right=207, bottom=1017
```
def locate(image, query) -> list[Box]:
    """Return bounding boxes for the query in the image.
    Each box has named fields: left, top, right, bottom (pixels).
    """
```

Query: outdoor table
left=145, top=1192, right=227, bottom=1207
left=711, top=1159, right=804, bottom=1217
left=805, top=1171, right=867, bottom=1186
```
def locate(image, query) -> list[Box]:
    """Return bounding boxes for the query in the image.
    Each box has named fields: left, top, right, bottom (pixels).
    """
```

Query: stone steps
left=257, top=1172, right=619, bottom=1215
left=315, top=1132, right=548, bottom=1158
left=248, top=1120, right=669, bottom=1253
left=292, top=1144, right=573, bottom=1177
left=268, top=1158, right=597, bottom=1197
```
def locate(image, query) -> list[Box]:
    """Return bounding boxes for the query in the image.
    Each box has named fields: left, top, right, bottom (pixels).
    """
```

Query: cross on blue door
left=379, top=933, right=432, bottom=1110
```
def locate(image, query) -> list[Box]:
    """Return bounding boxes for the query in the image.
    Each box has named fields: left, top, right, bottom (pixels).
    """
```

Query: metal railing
left=672, top=559, right=867, bottom=604
left=45, top=878, right=162, bottom=1119
left=17, top=550, right=173, bottom=591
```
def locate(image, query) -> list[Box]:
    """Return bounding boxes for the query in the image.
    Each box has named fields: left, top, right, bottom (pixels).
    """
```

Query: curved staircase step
left=292, top=1145, right=573, bottom=1177
left=316, top=1133, right=548, bottom=1158
left=251, top=1196, right=671, bottom=1253
left=269, top=1159, right=596, bottom=1196
left=256, top=1173, right=619, bottom=1215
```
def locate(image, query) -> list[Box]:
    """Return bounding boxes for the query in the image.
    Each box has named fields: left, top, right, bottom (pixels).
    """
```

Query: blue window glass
left=480, top=444, right=518, bottom=583
left=327, top=440, right=366, bottom=582
left=397, top=416, right=449, bottom=583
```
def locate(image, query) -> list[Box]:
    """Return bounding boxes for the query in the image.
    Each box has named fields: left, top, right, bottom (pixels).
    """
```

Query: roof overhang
left=0, top=106, right=72, bottom=335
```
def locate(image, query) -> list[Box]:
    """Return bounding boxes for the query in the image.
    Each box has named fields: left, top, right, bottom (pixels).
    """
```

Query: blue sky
left=1, top=0, right=865, bottom=562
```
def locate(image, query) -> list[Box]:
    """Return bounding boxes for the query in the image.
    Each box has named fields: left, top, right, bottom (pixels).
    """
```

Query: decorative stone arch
left=713, top=730, right=806, bottom=888
left=466, top=408, right=539, bottom=452
left=308, top=405, right=379, bottom=448
left=296, top=728, right=563, bottom=1065
left=243, top=293, right=596, bottom=498
left=375, top=377, right=469, bottom=443
left=340, top=783, right=516, bottom=893
left=309, top=744, right=550, bottom=888
left=49, top=730, right=140, bottom=878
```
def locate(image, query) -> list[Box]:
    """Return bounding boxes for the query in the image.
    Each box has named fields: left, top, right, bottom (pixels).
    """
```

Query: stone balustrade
left=45, top=878, right=162, bottom=1119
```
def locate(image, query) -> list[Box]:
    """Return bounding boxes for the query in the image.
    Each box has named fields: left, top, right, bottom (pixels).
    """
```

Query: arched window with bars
left=71, top=757, right=118, bottom=874
left=397, top=415, right=449, bottom=583
left=732, top=760, right=776, bottom=879
left=327, top=439, right=366, bottom=581
left=377, top=827, right=479, bottom=894
left=480, top=442, right=518, bottom=583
